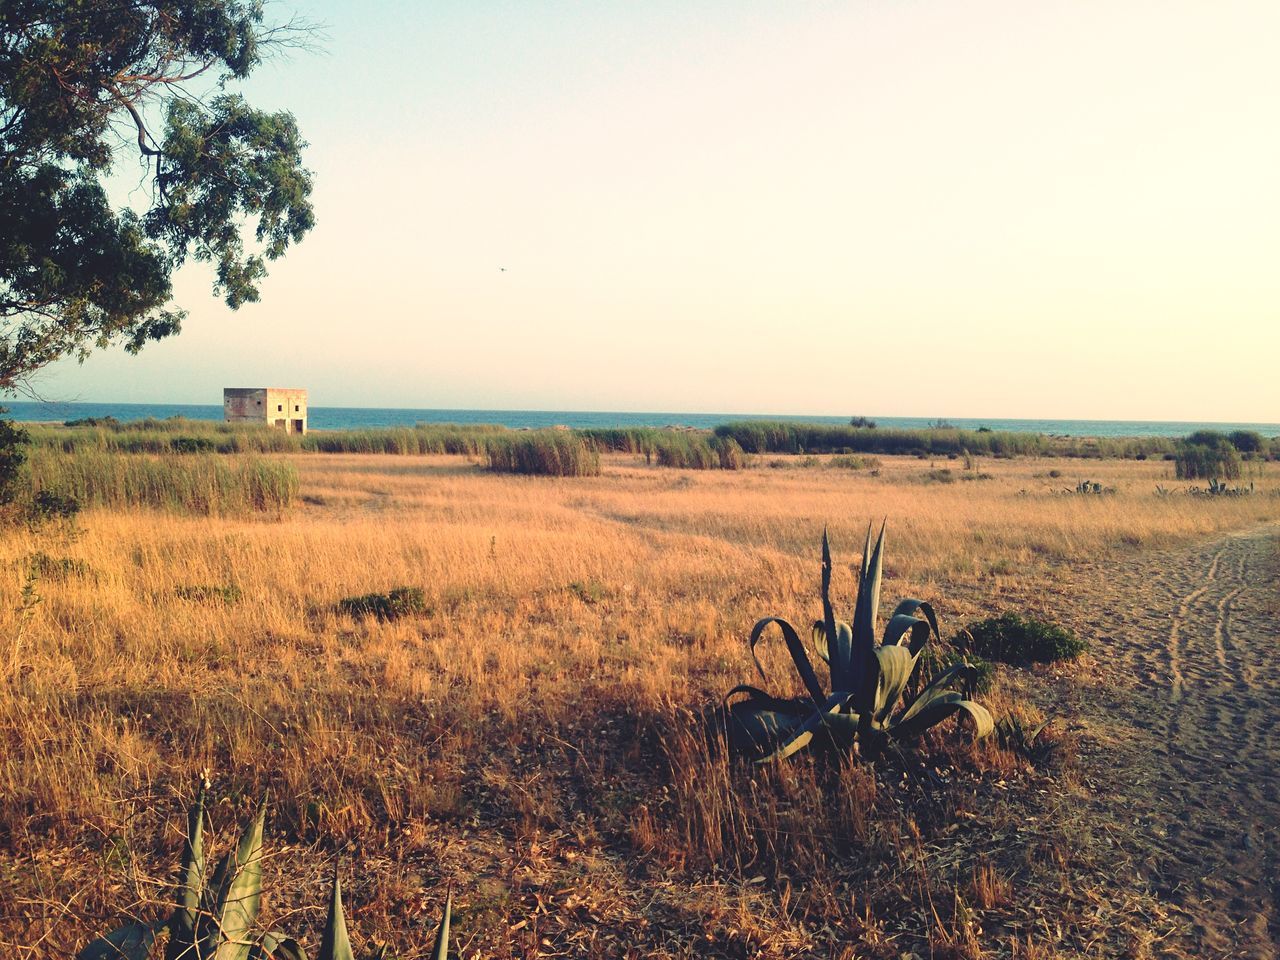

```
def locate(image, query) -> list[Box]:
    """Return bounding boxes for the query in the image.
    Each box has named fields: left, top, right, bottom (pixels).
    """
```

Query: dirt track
left=1071, top=524, right=1279, bottom=959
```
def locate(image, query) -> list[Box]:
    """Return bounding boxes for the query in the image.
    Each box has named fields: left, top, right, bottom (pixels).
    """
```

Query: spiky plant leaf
left=318, top=870, right=355, bottom=960
left=886, top=599, right=939, bottom=650
left=250, top=933, right=308, bottom=960
left=198, top=800, right=266, bottom=960
left=890, top=691, right=994, bottom=742
left=808, top=618, right=850, bottom=667
left=820, top=529, right=852, bottom=689
left=166, top=777, right=208, bottom=960
left=749, top=616, right=825, bottom=706
left=430, top=892, right=451, bottom=960
left=851, top=523, right=885, bottom=723
left=871, top=644, right=919, bottom=723
left=78, top=922, right=156, bottom=960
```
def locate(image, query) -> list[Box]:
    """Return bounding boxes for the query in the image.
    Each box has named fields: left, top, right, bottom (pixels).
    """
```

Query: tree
left=0, top=1, right=315, bottom=391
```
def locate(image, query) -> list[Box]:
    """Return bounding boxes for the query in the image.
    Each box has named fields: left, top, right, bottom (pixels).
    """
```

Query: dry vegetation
left=1, top=450, right=1277, bottom=958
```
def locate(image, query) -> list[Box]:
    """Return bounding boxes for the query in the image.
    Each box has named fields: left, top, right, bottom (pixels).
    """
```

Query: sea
left=2, top=401, right=1277, bottom=438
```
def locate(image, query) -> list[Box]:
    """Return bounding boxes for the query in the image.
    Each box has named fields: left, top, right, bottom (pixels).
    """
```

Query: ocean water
left=3, top=400, right=1277, bottom=438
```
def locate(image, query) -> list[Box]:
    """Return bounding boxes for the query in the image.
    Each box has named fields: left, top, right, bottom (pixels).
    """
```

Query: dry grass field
left=1, top=450, right=1277, bottom=958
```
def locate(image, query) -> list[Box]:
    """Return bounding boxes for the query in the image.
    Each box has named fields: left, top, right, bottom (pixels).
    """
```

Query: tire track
left=1072, top=526, right=1280, bottom=960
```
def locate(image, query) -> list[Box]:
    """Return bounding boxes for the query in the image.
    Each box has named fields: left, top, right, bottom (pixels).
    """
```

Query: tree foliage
left=0, top=1, right=315, bottom=388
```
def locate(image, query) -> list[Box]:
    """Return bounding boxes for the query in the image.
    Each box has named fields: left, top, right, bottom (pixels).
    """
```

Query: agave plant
left=725, top=524, right=993, bottom=763
left=78, top=779, right=451, bottom=960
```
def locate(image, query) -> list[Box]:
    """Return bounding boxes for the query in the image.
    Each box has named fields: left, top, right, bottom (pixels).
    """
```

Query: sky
left=30, top=0, right=1280, bottom=421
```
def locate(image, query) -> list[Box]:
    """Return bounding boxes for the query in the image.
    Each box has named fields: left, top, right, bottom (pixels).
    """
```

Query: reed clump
left=27, top=449, right=299, bottom=515
left=485, top=431, right=601, bottom=476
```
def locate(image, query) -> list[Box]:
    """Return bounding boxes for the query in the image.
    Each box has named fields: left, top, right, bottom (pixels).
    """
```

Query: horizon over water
left=3, top=400, right=1278, bottom=438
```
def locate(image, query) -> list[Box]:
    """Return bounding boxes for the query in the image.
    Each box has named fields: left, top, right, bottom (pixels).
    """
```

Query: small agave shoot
left=78, top=778, right=452, bottom=960
left=726, top=524, right=994, bottom=763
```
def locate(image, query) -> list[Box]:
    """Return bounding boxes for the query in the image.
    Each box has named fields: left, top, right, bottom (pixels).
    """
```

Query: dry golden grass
left=1, top=451, right=1275, bottom=957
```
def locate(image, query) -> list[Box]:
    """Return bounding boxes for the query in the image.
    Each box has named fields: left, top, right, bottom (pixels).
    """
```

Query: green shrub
left=337, top=586, right=428, bottom=622
left=175, top=584, right=243, bottom=604
left=958, top=613, right=1086, bottom=664
left=829, top=454, right=880, bottom=470
left=26, top=552, right=92, bottom=580
left=1175, top=436, right=1241, bottom=480
left=0, top=413, right=29, bottom=505
left=1227, top=430, right=1264, bottom=454
left=28, top=489, right=81, bottom=526
left=170, top=436, right=218, bottom=453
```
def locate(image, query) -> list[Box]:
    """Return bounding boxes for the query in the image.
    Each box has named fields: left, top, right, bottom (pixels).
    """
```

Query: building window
left=294, top=405, right=299, bottom=412
left=277, top=404, right=283, bottom=411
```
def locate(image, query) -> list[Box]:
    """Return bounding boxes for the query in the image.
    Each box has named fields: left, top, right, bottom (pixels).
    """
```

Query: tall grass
left=485, top=431, right=601, bottom=476
left=707, top=420, right=1252, bottom=460
left=27, top=449, right=299, bottom=514
left=649, top=433, right=746, bottom=470
left=24, top=416, right=1277, bottom=466
left=1, top=455, right=1275, bottom=955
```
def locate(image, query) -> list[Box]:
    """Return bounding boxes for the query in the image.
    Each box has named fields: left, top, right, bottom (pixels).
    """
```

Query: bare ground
left=1059, top=523, right=1280, bottom=959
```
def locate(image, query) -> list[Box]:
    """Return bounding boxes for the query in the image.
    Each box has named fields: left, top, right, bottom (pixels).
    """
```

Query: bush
left=1227, top=430, right=1264, bottom=454
left=175, top=583, right=244, bottom=604
left=28, top=489, right=80, bottom=526
left=0, top=413, right=29, bottom=505
left=26, top=552, right=92, bottom=580
left=170, top=436, right=218, bottom=453
left=338, top=586, right=427, bottom=622
left=828, top=454, right=880, bottom=470
left=958, top=613, right=1087, bottom=664
left=1175, top=436, right=1241, bottom=480
left=485, top=432, right=600, bottom=476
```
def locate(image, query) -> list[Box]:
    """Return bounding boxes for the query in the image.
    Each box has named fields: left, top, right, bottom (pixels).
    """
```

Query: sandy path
left=1070, top=524, right=1279, bottom=958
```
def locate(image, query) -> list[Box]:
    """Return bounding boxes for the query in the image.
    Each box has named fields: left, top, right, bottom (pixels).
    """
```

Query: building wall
left=265, top=388, right=308, bottom=434
left=224, top=388, right=308, bottom=434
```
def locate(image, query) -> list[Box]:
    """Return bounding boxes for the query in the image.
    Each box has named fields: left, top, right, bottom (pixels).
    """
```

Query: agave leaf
left=167, top=778, right=208, bottom=960
left=809, top=620, right=851, bottom=668
left=318, top=869, right=354, bottom=960
left=809, top=621, right=829, bottom=664
left=881, top=613, right=931, bottom=654
left=858, top=521, right=872, bottom=583
left=872, top=644, right=919, bottom=722
left=895, top=662, right=975, bottom=727
left=251, top=933, right=308, bottom=960
left=78, top=922, right=157, bottom=960
left=1026, top=718, right=1054, bottom=743
left=749, top=617, right=826, bottom=706
left=820, top=530, right=853, bottom=689
left=851, top=524, right=885, bottom=719
left=751, top=692, right=856, bottom=763
left=853, top=521, right=885, bottom=645
left=430, top=892, right=451, bottom=960
left=886, top=599, right=939, bottom=650
left=889, top=691, right=994, bottom=742
left=724, top=693, right=811, bottom=761
left=199, top=800, right=266, bottom=960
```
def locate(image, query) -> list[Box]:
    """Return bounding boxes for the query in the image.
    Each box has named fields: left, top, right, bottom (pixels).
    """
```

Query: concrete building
left=223, top=388, right=308, bottom=434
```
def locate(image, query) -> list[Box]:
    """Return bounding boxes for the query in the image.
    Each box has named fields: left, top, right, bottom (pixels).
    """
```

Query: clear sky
left=32, top=0, right=1280, bottom=421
